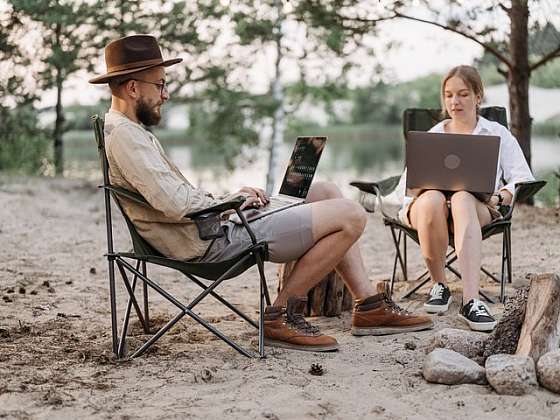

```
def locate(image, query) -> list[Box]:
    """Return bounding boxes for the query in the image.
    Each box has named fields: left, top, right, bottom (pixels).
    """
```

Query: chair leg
left=142, top=261, right=150, bottom=333
left=389, top=228, right=402, bottom=297
left=107, top=257, right=118, bottom=355
left=254, top=252, right=267, bottom=358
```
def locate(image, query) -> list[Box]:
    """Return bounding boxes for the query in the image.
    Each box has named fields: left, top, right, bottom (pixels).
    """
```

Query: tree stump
left=278, top=262, right=353, bottom=316
left=516, top=273, right=560, bottom=362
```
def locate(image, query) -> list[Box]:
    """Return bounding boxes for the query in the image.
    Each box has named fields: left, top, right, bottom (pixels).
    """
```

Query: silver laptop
left=234, top=136, right=327, bottom=223
left=406, top=131, right=500, bottom=198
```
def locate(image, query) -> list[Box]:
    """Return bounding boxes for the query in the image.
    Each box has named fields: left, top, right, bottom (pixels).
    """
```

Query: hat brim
left=88, top=58, right=182, bottom=84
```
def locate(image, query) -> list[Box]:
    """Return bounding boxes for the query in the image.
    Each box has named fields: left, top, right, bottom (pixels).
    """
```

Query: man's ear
left=124, top=79, right=139, bottom=99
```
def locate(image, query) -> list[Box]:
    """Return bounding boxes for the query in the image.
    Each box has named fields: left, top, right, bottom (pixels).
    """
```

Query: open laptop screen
left=279, top=136, right=326, bottom=198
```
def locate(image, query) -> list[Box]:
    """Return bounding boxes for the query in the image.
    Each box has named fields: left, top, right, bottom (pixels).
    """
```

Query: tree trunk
left=507, top=0, right=532, bottom=203
left=278, top=261, right=353, bottom=317
left=53, top=22, right=65, bottom=176
left=53, top=66, right=65, bottom=176
left=265, top=0, right=285, bottom=195
left=516, top=273, right=560, bottom=362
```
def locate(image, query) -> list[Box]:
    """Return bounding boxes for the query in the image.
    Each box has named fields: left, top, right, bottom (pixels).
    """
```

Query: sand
left=1, top=176, right=559, bottom=420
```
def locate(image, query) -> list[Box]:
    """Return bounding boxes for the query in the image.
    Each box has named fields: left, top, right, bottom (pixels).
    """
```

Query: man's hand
left=238, top=186, right=269, bottom=210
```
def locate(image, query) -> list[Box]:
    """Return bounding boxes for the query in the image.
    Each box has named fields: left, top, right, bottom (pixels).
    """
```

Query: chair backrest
left=403, top=106, right=508, bottom=138
left=91, top=115, right=163, bottom=257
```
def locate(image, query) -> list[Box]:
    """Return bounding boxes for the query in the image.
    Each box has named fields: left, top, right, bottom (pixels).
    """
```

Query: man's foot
left=351, top=293, right=433, bottom=336
left=459, top=298, right=497, bottom=332
left=264, top=297, right=339, bottom=352
left=424, top=282, right=452, bottom=313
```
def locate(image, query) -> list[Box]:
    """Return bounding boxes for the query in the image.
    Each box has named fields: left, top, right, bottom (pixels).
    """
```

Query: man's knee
left=307, top=181, right=342, bottom=202
left=339, top=199, right=367, bottom=235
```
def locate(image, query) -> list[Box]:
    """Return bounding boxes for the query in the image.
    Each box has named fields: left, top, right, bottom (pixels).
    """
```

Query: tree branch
left=530, top=44, right=560, bottom=72
left=393, top=11, right=512, bottom=69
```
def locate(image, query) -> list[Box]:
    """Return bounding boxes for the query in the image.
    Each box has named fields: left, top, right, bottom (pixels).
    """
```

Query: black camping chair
left=91, top=115, right=271, bottom=359
left=351, top=107, right=546, bottom=304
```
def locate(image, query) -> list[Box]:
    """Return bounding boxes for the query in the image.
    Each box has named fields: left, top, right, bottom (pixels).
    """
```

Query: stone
left=485, top=354, right=538, bottom=395
left=536, top=350, right=560, bottom=394
left=426, top=328, right=487, bottom=363
left=423, top=348, right=487, bottom=385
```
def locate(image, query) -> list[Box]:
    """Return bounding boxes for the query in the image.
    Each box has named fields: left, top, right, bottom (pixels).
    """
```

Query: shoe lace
left=429, top=283, right=445, bottom=300
left=383, top=295, right=410, bottom=315
left=469, top=300, right=491, bottom=317
left=286, top=311, right=321, bottom=336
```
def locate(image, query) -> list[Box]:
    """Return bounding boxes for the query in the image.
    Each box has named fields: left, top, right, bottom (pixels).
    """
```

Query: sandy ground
left=1, top=176, right=560, bottom=420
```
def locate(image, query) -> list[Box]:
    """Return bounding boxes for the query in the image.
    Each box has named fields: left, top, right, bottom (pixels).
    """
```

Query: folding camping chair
left=351, top=107, right=546, bottom=303
left=91, top=115, right=271, bottom=359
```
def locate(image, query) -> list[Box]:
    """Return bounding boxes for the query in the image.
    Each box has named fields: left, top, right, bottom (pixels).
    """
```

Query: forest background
left=1, top=0, right=559, bottom=206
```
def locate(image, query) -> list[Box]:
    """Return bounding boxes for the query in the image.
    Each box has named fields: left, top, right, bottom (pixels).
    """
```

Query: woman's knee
left=411, top=190, right=448, bottom=228
left=450, top=191, right=477, bottom=213
left=415, top=190, right=447, bottom=215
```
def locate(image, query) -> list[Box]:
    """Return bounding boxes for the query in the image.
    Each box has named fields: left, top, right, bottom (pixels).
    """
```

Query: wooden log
left=278, top=262, right=353, bottom=317
left=516, top=273, right=560, bottom=362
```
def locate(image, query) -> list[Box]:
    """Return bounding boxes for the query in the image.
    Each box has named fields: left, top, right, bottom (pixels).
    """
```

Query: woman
left=397, top=65, right=534, bottom=332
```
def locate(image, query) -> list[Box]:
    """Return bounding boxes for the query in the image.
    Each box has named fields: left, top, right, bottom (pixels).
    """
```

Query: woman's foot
left=424, top=282, right=452, bottom=313
left=459, top=298, right=497, bottom=332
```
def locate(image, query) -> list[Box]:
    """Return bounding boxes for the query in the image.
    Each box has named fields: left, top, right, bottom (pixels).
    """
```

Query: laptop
left=232, top=136, right=327, bottom=223
left=405, top=131, right=500, bottom=199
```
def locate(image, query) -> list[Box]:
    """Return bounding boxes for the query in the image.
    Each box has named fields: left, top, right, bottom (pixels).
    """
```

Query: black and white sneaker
left=424, top=282, right=452, bottom=313
left=459, top=299, right=497, bottom=332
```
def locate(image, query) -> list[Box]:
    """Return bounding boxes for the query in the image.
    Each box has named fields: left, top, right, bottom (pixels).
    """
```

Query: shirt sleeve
left=107, top=124, right=220, bottom=221
left=498, top=126, right=535, bottom=196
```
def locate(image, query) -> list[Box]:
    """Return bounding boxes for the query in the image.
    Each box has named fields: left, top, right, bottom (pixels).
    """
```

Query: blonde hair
left=440, top=65, right=484, bottom=115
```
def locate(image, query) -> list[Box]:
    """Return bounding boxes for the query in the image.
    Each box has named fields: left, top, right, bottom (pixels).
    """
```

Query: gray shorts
left=200, top=204, right=314, bottom=264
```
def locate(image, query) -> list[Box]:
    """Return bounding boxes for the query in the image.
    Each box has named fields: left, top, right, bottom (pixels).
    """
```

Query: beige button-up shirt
left=104, top=110, right=232, bottom=260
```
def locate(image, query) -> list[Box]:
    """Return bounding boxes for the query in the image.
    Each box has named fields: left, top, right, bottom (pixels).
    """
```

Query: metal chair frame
left=92, top=115, right=271, bottom=359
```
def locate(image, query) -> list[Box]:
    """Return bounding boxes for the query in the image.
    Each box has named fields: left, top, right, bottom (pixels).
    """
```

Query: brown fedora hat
left=89, top=34, right=182, bottom=84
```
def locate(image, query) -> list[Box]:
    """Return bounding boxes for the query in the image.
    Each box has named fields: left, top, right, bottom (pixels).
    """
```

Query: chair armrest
left=503, top=180, right=547, bottom=220
left=104, top=185, right=246, bottom=220
left=350, top=175, right=400, bottom=217
left=186, top=197, right=246, bottom=219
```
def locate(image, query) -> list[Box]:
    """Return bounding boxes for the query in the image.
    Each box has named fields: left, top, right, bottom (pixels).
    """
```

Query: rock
left=483, top=287, right=529, bottom=361
left=423, top=349, right=487, bottom=385
left=485, top=354, right=538, bottom=395
left=536, top=350, right=560, bottom=394
left=426, top=328, right=487, bottom=363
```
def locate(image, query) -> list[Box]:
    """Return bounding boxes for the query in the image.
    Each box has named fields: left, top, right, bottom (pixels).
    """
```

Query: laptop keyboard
left=264, top=196, right=294, bottom=210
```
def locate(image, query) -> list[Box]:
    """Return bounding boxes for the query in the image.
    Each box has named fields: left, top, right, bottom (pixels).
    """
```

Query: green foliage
left=535, top=169, right=560, bottom=208
left=0, top=105, right=50, bottom=174
left=533, top=116, right=560, bottom=137
left=186, top=88, right=274, bottom=169
left=350, top=74, right=440, bottom=125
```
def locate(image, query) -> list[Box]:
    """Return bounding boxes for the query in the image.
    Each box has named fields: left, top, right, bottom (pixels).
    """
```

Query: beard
left=136, top=98, right=161, bottom=126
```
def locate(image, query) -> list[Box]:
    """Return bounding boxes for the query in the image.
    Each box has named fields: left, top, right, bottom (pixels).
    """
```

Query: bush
left=0, top=104, right=51, bottom=174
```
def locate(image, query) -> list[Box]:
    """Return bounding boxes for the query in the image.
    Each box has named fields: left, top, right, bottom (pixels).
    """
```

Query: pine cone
left=309, top=363, right=324, bottom=376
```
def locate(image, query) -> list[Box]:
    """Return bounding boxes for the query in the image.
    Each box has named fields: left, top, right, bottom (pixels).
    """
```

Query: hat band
left=107, top=58, right=164, bottom=73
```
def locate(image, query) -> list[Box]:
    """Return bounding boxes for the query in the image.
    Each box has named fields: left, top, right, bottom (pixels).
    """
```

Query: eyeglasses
left=120, top=78, right=168, bottom=95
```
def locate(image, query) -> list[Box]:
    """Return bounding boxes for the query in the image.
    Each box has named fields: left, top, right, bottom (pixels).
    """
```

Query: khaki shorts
left=398, top=192, right=502, bottom=228
left=200, top=204, right=314, bottom=264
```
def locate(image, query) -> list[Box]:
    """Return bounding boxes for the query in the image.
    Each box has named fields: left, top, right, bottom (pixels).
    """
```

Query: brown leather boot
left=264, top=297, right=339, bottom=352
left=352, top=293, right=433, bottom=336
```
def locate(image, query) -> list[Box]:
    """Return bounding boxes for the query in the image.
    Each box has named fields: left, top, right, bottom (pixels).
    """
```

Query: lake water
left=65, top=132, right=559, bottom=202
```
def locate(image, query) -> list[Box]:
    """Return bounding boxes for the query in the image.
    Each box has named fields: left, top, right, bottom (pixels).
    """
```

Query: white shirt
left=398, top=115, right=535, bottom=208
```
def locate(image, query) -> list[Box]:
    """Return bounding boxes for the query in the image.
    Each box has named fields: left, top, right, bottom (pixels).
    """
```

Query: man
left=90, top=34, right=433, bottom=352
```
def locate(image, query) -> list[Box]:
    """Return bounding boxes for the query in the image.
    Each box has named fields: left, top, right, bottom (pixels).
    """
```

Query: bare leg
left=409, top=190, right=449, bottom=284
left=449, top=191, right=492, bottom=302
left=274, top=182, right=375, bottom=306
